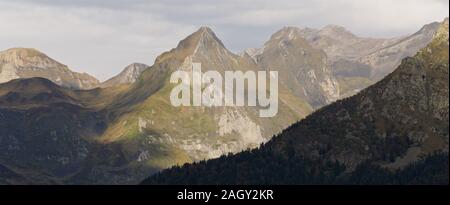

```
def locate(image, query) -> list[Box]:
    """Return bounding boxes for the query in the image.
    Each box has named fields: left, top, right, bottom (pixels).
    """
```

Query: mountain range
left=0, top=48, right=99, bottom=90
left=143, top=18, right=449, bottom=185
left=246, top=21, right=441, bottom=99
left=0, top=18, right=447, bottom=184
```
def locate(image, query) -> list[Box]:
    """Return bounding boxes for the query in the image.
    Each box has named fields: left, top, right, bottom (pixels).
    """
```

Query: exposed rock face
left=280, top=28, right=449, bottom=167
left=101, top=63, right=149, bottom=87
left=0, top=48, right=99, bottom=90
left=253, top=27, right=340, bottom=108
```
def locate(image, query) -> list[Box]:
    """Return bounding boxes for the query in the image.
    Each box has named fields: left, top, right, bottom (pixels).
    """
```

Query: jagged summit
left=1, top=47, right=48, bottom=58
left=281, top=26, right=298, bottom=33
left=360, top=19, right=444, bottom=80
left=101, top=63, right=148, bottom=87
left=176, top=26, right=226, bottom=51
left=193, top=26, right=226, bottom=49
left=253, top=25, right=340, bottom=108
left=149, top=26, right=241, bottom=75
left=269, top=25, right=357, bottom=41
left=197, top=26, right=222, bottom=40
left=142, top=19, right=449, bottom=185
left=197, top=26, right=216, bottom=35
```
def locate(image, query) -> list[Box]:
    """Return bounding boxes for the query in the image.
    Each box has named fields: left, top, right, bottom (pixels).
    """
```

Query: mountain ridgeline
left=0, top=27, right=312, bottom=184
left=142, top=19, right=449, bottom=185
left=0, top=48, right=152, bottom=89
left=100, top=63, right=149, bottom=88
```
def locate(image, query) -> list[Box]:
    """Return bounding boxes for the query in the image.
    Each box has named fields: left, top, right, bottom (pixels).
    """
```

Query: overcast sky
left=0, top=0, right=448, bottom=80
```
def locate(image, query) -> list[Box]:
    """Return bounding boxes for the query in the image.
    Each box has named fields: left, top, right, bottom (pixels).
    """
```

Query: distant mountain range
left=143, top=18, right=449, bottom=185
left=249, top=27, right=340, bottom=108
left=0, top=48, right=99, bottom=90
left=0, top=18, right=447, bottom=184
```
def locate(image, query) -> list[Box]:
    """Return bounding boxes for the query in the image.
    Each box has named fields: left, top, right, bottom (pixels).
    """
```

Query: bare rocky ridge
left=80, top=27, right=313, bottom=183
left=360, top=21, right=441, bottom=80
left=101, top=63, right=149, bottom=88
left=0, top=48, right=100, bottom=90
left=0, top=77, right=105, bottom=184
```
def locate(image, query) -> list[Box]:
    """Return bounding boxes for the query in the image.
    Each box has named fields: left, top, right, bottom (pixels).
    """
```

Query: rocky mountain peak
left=321, top=24, right=353, bottom=33
left=240, top=48, right=264, bottom=62
left=123, top=63, right=148, bottom=73
left=151, top=26, right=240, bottom=74
left=433, top=17, right=449, bottom=43
left=0, top=48, right=99, bottom=89
left=1, top=48, right=47, bottom=58
left=416, top=21, right=440, bottom=35
left=317, top=24, right=358, bottom=42
left=270, top=26, right=302, bottom=41
left=0, top=47, right=63, bottom=68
